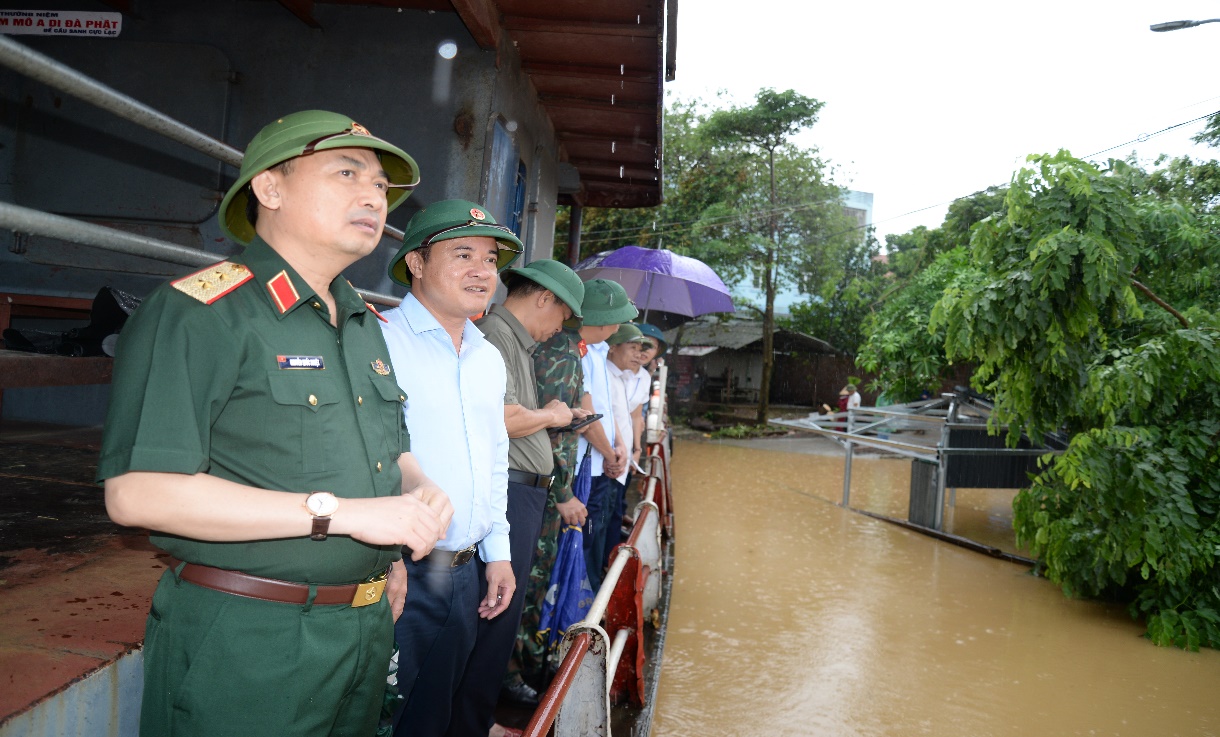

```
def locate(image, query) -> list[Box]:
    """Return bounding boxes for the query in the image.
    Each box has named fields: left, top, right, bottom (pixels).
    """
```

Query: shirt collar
left=488, top=304, right=537, bottom=353
left=235, top=236, right=368, bottom=321
left=402, top=293, right=485, bottom=350
left=606, top=360, right=629, bottom=377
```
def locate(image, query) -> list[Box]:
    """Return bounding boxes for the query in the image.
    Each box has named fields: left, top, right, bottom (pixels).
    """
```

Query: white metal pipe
left=0, top=201, right=216, bottom=267
left=0, top=36, right=244, bottom=168
left=0, top=201, right=403, bottom=307
left=584, top=548, right=630, bottom=626
left=605, top=628, right=630, bottom=680
left=0, top=35, right=407, bottom=245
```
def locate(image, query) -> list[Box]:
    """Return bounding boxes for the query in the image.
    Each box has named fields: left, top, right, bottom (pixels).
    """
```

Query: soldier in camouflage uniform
left=507, top=279, right=636, bottom=688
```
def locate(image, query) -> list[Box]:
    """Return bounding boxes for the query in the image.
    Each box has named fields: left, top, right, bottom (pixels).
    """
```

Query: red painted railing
left=522, top=437, right=672, bottom=737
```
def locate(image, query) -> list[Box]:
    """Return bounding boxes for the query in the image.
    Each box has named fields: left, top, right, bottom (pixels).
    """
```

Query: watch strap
left=310, top=516, right=331, bottom=541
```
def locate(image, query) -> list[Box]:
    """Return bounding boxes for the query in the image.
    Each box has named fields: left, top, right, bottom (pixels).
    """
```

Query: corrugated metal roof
left=663, top=318, right=835, bottom=354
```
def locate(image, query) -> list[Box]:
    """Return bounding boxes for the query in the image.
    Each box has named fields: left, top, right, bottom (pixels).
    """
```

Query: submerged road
left=652, top=438, right=1220, bottom=737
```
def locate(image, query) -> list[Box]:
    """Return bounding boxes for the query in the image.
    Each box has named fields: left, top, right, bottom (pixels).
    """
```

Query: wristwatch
left=304, top=492, right=339, bottom=541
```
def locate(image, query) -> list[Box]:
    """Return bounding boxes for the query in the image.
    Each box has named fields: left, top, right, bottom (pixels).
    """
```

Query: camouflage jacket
left=533, top=327, right=584, bottom=503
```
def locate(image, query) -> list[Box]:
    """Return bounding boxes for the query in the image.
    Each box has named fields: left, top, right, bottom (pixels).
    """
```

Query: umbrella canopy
left=537, top=449, right=596, bottom=652
left=574, top=246, right=735, bottom=318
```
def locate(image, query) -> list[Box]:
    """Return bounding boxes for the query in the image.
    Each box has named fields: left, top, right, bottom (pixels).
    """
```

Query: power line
left=570, top=108, right=1220, bottom=245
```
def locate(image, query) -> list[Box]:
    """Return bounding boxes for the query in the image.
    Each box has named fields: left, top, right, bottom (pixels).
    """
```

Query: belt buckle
left=351, top=568, right=388, bottom=608
left=451, top=546, right=476, bottom=567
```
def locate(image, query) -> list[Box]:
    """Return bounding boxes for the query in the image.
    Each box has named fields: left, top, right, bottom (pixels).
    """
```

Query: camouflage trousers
left=505, top=486, right=563, bottom=687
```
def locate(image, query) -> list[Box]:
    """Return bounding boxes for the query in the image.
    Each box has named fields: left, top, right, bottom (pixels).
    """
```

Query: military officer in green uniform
left=98, top=110, right=454, bottom=737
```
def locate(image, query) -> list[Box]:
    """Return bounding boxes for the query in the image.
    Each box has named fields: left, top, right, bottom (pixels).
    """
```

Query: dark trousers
left=601, top=474, right=631, bottom=569
left=583, top=475, right=617, bottom=592
left=444, top=479, right=547, bottom=737
left=391, top=554, right=480, bottom=737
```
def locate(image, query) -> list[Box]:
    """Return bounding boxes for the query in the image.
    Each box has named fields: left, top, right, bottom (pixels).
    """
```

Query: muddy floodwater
left=652, top=439, right=1220, bottom=737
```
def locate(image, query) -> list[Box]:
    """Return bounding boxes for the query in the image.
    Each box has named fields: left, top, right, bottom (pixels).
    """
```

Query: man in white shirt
left=845, top=383, right=862, bottom=410
left=379, top=199, right=524, bottom=737
left=606, top=324, right=650, bottom=481
left=602, top=324, right=651, bottom=568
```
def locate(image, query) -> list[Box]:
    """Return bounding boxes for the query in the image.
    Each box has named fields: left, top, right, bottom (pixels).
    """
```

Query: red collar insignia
left=577, top=339, right=588, bottom=358
left=266, top=270, right=301, bottom=314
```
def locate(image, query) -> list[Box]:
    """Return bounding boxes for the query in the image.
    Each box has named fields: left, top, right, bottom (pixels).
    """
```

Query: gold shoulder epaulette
left=171, top=262, right=254, bottom=304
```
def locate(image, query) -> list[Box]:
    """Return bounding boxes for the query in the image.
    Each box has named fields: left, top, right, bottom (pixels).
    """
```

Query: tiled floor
left=0, top=422, right=162, bottom=725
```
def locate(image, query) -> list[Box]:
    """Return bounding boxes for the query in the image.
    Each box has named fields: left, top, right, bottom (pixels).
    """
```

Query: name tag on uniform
left=277, top=355, right=325, bottom=370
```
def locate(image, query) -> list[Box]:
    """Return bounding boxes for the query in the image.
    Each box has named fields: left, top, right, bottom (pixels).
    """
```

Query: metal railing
left=0, top=35, right=405, bottom=307
left=522, top=440, right=672, bottom=737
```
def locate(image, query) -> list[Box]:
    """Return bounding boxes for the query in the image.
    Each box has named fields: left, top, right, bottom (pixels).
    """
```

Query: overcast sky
left=666, top=0, right=1220, bottom=246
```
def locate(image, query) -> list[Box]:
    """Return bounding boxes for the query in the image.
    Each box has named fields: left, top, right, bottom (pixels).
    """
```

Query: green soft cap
left=502, top=259, right=585, bottom=319
left=388, top=199, right=524, bottom=287
left=607, top=323, right=646, bottom=346
left=578, top=279, right=638, bottom=326
left=218, top=110, right=420, bottom=244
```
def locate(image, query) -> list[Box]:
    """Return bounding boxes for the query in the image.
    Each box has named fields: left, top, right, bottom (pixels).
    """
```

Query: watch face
left=307, top=492, right=339, bottom=516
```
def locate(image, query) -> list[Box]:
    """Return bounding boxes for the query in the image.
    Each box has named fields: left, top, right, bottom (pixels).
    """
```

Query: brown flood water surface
left=652, top=439, right=1220, bottom=737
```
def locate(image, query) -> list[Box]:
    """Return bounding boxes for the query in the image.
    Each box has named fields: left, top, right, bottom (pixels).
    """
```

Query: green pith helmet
left=607, top=323, right=646, bottom=346
left=578, top=279, right=638, bottom=326
left=501, top=259, right=584, bottom=319
left=388, top=199, right=524, bottom=287
left=636, top=322, right=667, bottom=354
left=218, top=110, right=420, bottom=244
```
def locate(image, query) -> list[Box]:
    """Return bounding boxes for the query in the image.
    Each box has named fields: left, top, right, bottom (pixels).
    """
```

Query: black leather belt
left=507, top=468, right=553, bottom=490
left=420, top=544, right=478, bottom=568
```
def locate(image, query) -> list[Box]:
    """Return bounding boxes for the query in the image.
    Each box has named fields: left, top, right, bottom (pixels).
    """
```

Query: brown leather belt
left=169, top=558, right=388, bottom=607
left=507, top=468, right=553, bottom=490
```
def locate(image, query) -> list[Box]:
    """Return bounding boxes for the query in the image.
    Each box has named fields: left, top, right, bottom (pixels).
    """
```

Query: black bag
left=2, top=287, right=142, bottom=357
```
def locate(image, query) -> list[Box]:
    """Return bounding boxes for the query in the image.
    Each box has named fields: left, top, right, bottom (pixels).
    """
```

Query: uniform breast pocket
left=267, top=371, right=344, bottom=474
left=369, top=374, right=408, bottom=459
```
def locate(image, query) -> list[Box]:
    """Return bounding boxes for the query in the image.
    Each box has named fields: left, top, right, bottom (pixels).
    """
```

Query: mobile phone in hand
left=559, top=413, right=602, bottom=432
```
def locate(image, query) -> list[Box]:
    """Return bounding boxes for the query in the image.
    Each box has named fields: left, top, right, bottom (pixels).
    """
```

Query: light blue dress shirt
left=577, top=341, right=617, bottom=477
left=380, top=294, right=510, bottom=562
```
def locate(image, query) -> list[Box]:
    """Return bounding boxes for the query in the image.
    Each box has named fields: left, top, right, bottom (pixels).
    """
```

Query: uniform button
left=312, top=301, right=322, bottom=309
left=357, top=396, right=363, bottom=406
left=376, top=462, right=383, bottom=472
left=308, top=394, right=318, bottom=406
left=398, top=395, right=405, bottom=402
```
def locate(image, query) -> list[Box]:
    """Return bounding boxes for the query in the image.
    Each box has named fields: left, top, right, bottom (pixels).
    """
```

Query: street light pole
left=1150, top=18, right=1220, bottom=32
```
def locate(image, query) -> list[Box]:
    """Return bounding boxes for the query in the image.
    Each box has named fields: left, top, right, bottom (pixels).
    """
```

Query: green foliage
left=856, top=247, right=980, bottom=401
left=710, top=423, right=770, bottom=439
left=699, top=88, right=824, bottom=153
left=928, top=150, right=1220, bottom=649
left=1192, top=111, right=1220, bottom=150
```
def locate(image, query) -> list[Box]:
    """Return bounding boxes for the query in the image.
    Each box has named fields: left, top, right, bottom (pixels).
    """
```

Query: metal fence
left=522, top=438, right=673, bottom=737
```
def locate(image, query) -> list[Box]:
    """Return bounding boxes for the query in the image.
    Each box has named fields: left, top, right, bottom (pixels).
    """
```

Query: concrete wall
left=0, top=649, right=142, bottom=737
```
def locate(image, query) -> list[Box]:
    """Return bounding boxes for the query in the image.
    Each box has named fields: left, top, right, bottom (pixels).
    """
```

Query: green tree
left=852, top=186, right=1007, bottom=396
left=554, top=97, right=743, bottom=262
left=856, top=246, right=980, bottom=401
left=931, top=150, right=1220, bottom=649
left=783, top=228, right=884, bottom=355
left=700, top=89, right=847, bottom=423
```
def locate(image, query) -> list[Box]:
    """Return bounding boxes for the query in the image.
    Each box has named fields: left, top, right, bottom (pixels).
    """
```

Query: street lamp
left=1150, top=18, right=1220, bottom=32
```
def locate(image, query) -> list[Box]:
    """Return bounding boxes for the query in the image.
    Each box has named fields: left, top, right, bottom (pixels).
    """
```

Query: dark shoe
left=501, top=679, right=540, bottom=707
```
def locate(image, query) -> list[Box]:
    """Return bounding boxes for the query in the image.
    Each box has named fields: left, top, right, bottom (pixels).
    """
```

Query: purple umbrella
left=574, top=246, right=735, bottom=318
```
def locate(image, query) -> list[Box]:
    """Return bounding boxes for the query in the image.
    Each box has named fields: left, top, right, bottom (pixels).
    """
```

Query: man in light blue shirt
left=379, top=199, right=524, bottom=737
left=575, top=280, right=639, bottom=591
